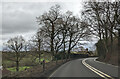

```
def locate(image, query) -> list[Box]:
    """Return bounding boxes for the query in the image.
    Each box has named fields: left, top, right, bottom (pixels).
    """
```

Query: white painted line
left=82, top=58, right=114, bottom=79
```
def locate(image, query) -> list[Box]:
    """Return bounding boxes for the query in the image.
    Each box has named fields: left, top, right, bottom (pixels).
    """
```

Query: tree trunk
left=51, top=23, right=54, bottom=58
left=63, top=35, right=66, bottom=59
left=68, top=34, right=72, bottom=60
left=104, top=27, right=109, bottom=57
left=105, top=27, right=108, bottom=47
left=16, top=60, right=19, bottom=72
left=16, top=52, right=19, bottom=72
left=118, top=29, right=120, bottom=47
left=39, top=53, right=41, bottom=63
left=98, top=23, right=102, bottom=40
left=118, top=29, right=120, bottom=66
left=63, top=31, right=66, bottom=62
left=110, top=28, right=113, bottom=54
left=38, top=39, right=41, bottom=63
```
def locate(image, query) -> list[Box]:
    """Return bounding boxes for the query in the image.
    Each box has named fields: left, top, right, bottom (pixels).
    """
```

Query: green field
left=2, top=52, right=52, bottom=72
left=7, top=66, right=31, bottom=72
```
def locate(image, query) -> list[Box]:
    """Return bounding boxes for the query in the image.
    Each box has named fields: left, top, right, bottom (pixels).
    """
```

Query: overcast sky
left=1, top=0, right=99, bottom=51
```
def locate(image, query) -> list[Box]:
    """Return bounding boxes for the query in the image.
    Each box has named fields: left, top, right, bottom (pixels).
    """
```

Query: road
left=50, top=57, right=119, bottom=79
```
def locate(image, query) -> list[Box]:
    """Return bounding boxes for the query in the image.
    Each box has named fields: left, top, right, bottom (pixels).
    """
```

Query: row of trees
left=4, top=4, right=91, bottom=71
left=82, top=1, right=120, bottom=60
left=35, top=5, right=91, bottom=60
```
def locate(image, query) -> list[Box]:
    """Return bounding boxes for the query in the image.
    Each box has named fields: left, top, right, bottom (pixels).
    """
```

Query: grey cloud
left=2, top=15, right=37, bottom=34
left=2, top=2, right=82, bottom=35
left=2, top=2, right=57, bottom=35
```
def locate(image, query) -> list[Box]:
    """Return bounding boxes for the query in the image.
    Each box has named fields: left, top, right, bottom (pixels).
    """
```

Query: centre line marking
left=82, top=59, right=114, bottom=79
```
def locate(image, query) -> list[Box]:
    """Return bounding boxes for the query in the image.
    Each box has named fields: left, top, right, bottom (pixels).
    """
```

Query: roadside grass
left=3, top=60, right=15, bottom=68
left=7, top=66, right=31, bottom=72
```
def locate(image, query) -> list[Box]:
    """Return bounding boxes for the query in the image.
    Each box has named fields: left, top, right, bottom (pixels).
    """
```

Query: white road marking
left=82, top=58, right=114, bottom=79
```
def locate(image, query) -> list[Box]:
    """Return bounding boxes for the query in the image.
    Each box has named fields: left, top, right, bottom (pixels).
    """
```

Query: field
left=2, top=51, right=52, bottom=75
left=2, top=51, right=68, bottom=77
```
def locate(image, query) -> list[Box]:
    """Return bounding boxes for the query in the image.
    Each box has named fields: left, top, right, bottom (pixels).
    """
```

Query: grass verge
left=7, top=66, right=31, bottom=72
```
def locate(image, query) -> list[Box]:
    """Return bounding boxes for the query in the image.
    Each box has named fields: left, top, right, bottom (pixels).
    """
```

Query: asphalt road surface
left=50, top=57, right=119, bottom=79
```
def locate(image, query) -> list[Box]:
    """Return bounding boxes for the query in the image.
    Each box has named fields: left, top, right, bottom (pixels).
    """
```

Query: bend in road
left=50, top=57, right=118, bottom=79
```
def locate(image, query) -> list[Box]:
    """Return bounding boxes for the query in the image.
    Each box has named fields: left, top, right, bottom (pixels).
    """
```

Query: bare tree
left=32, top=29, right=45, bottom=63
left=5, top=36, right=25, bottom=71
left=36, top=4, right=61, bottom=59
left=64, top=12, right=90, bottom=59
left=82, top=1, right=120, bottom=60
